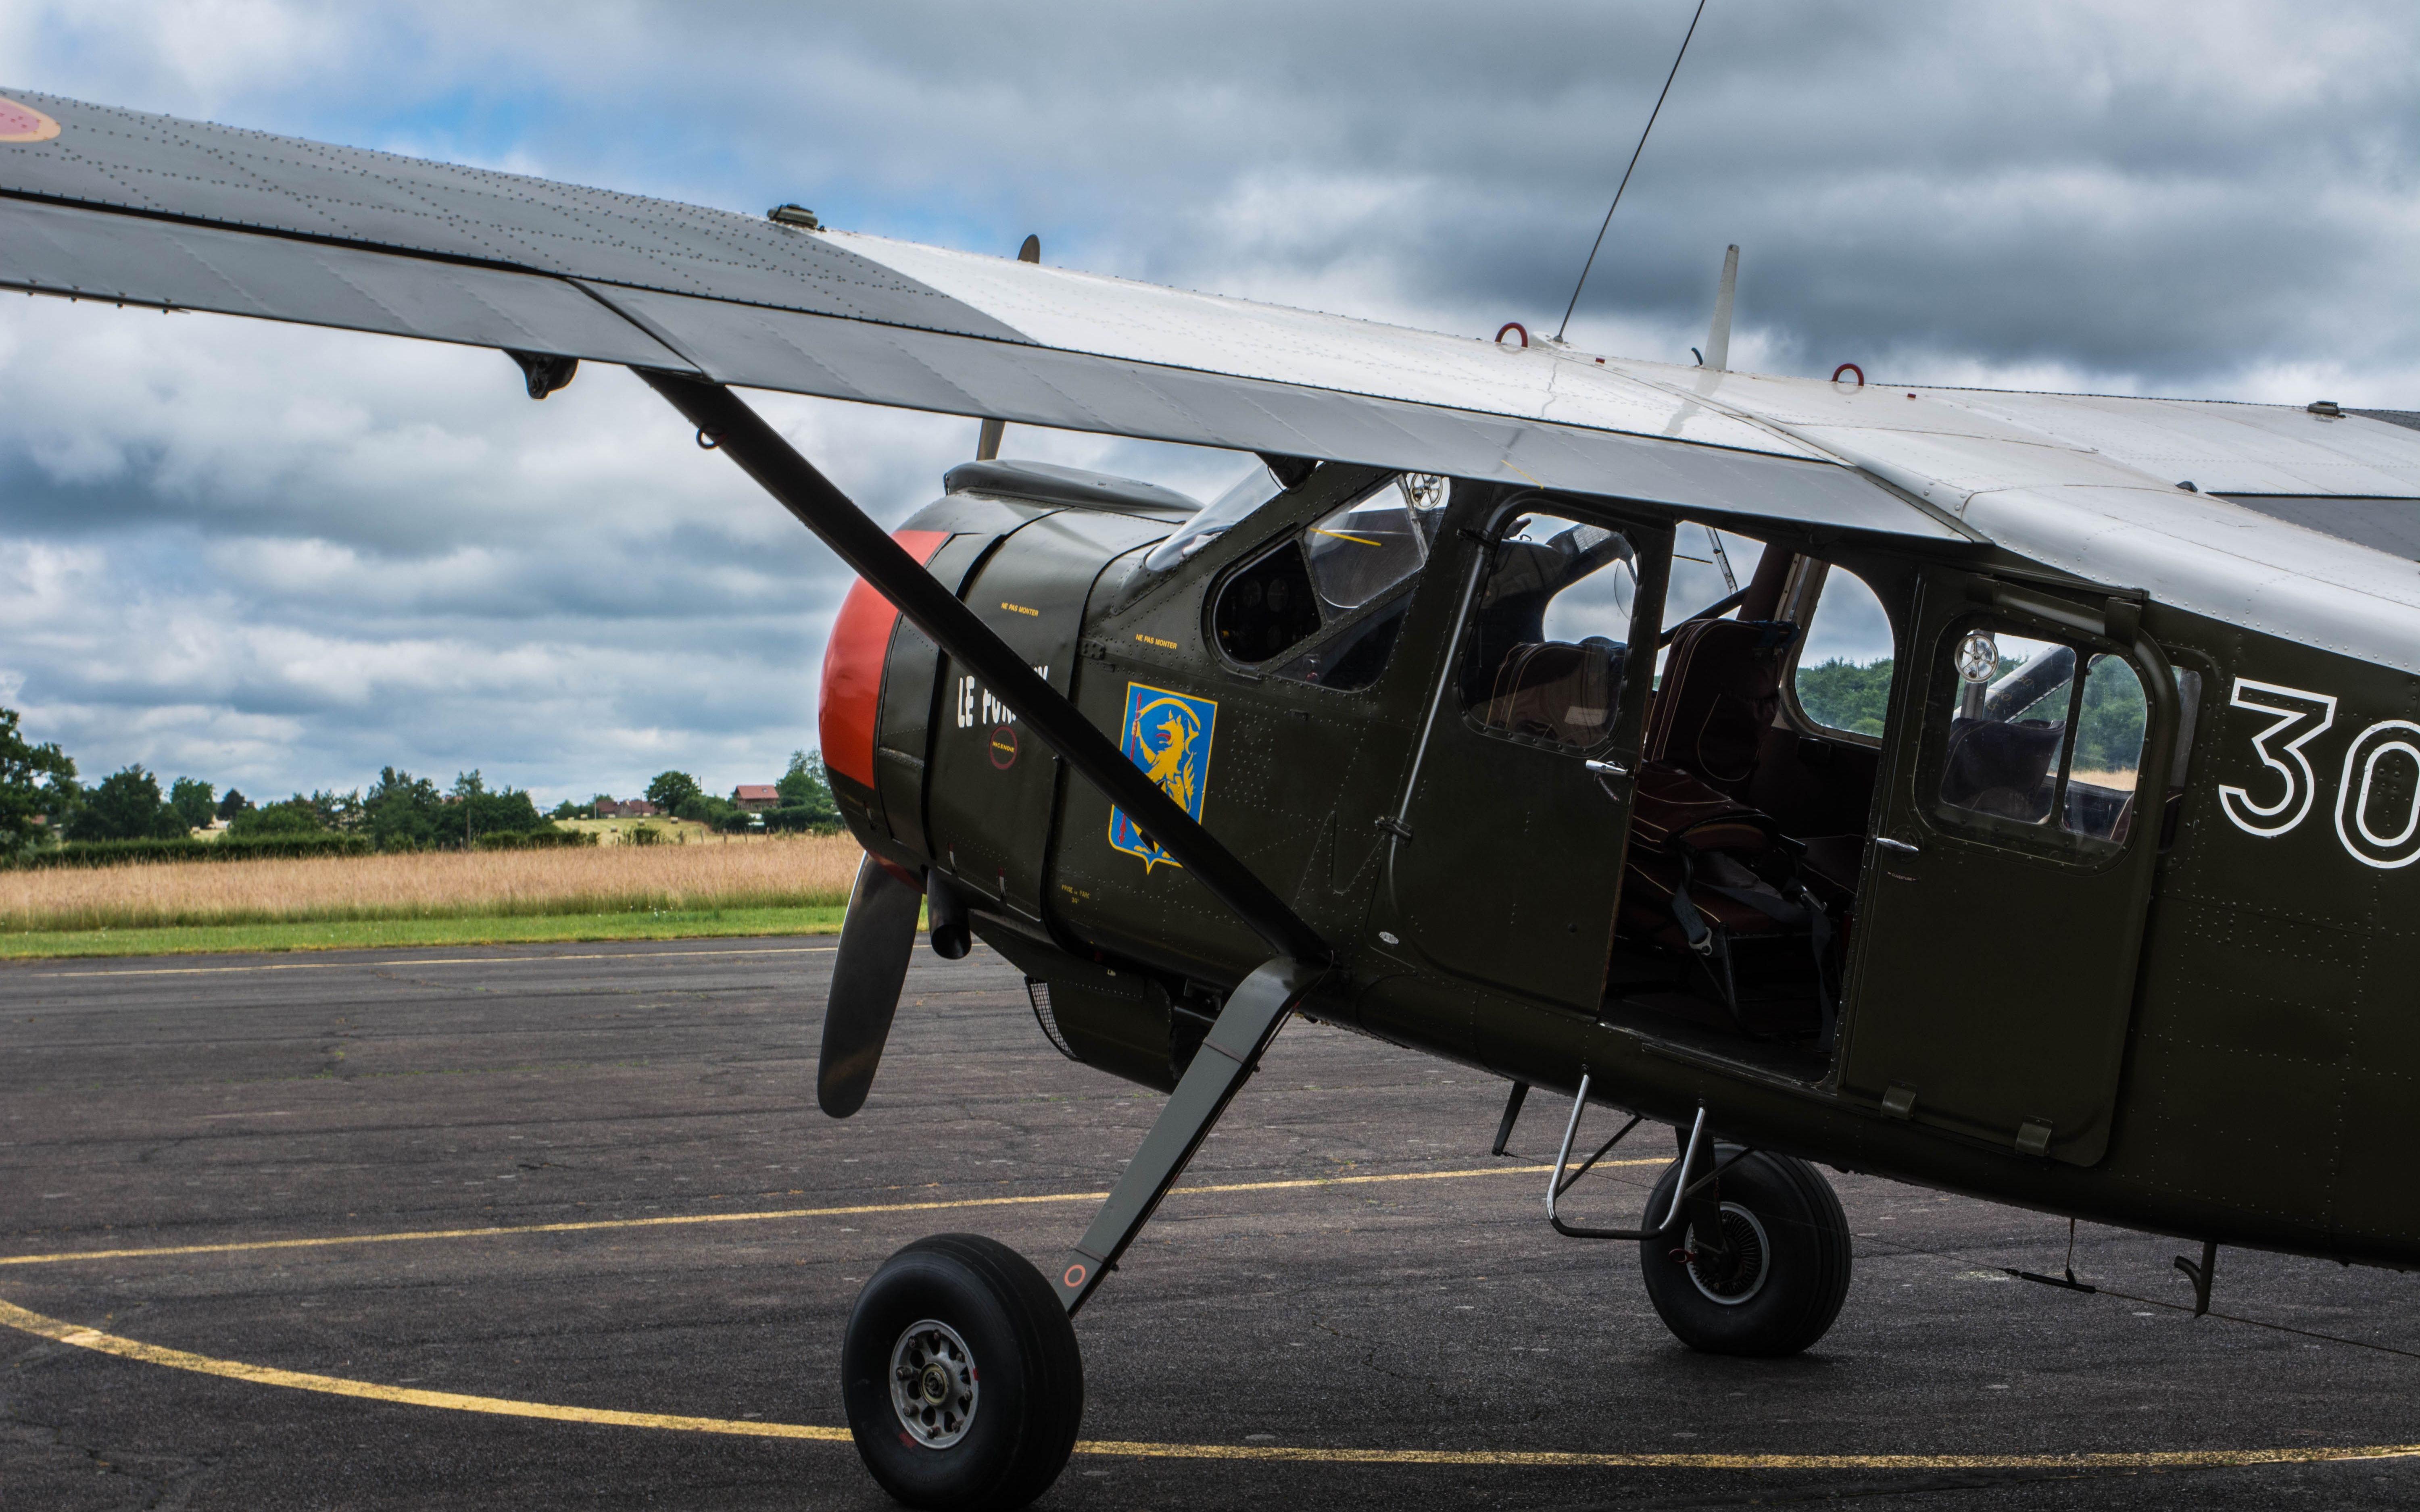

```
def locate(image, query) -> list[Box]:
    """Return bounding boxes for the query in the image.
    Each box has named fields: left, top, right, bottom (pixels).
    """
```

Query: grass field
left=551, top=816, right=730, bottom=844
left=0, top=906, right=851, bottom=959
left=0, top=833, right=866, bottom=958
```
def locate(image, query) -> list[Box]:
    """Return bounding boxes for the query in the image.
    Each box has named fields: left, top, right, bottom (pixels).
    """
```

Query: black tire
left=1637, top=1147, right=1851, bottom=1357
left=842, top=1234, right=1084, bottom=1511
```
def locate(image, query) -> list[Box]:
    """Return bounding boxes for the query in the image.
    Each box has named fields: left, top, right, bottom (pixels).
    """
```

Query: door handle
left=1873, top=836, right=1919, bottom=854
left=1586, top=760, right=1629, bottom=779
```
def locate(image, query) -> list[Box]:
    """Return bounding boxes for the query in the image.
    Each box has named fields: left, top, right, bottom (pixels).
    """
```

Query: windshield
left=1141, top=463, right=1287, bottom=572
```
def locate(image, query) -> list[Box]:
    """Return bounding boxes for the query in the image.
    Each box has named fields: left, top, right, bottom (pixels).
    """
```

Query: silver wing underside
left=13, top=87, right=2420, bottom=669
left=0, top=89, right=1951, bottom=543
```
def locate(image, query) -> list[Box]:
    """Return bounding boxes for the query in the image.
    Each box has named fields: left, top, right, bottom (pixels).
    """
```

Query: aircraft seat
left=1642, top=617, right=1801, bottom=798
left=1480, top=637, right=1625, bottom=747
left=1795, top=833, right=1867, bottom=906
left=1617, top=760, right=1836, bottom=1041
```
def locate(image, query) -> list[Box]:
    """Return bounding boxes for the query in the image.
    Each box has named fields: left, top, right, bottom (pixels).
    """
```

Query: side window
left=1212, top=475, right=1446, bottom=689
left=1461, top=510, right=1639, bottom=750
left=1789, top=563, right=1894, bottom=740
left=1934, top=622, right=2148, bottom=846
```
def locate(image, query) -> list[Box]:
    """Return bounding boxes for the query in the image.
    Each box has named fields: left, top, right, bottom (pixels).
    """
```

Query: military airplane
left=6, top=87, right=2420, bottom=1511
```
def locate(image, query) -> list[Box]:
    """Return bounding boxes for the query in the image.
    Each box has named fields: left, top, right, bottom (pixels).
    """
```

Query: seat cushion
left=1629, top=760, right=1777, bottom=857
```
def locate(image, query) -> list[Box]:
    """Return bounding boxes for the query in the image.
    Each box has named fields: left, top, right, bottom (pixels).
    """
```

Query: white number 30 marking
left=2217, top=680, right=2336, bottom=838
left=2218, top=677, right=2420, bottom=868
left=2335, top=721, right=2420, bottom=869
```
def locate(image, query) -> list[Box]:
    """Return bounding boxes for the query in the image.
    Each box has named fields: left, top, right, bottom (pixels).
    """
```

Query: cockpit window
left=1459, top=510, right=1638, bottom=750
left=1304, top=474, right=1446, bottom=612
left=1211, top=475, right=1448, bottom=690
left=1934, top=622, right=2147, bottom=845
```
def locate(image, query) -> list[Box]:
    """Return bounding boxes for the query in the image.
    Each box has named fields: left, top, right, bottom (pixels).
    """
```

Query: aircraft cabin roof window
left=1210, top=475, right=1448, bottom=691
left=1786, top=563, right=1895, bottom=742
left=1142, top=463, right=1287, bottom=572
left=1652, top=527, right=1763, bottom=675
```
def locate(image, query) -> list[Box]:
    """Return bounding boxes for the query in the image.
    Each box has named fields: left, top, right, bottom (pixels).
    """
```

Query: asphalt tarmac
left=5, top=937, right=2420, bottom=1511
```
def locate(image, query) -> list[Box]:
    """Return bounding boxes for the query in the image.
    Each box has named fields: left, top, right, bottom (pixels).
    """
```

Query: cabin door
left=1378, top=504, right=1672, bottom=1012
left=1842, top=566, right=2175, bottom=1166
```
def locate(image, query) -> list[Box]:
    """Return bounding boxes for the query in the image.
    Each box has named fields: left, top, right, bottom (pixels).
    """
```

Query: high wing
left=0, top=88, right=1930, bottom=542
left=8, top=88, right=2420, bottom=667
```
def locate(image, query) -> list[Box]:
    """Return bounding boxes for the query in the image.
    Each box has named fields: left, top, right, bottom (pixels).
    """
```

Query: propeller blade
left=973, top=235, right=1041, bottom=462
left=817, top=854, right=924, bottom=1118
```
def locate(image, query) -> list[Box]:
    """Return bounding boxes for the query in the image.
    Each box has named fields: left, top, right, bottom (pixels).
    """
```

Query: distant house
left=733, top=784, right=779, bottom=812
left=596, top=798, right=658, bottom=818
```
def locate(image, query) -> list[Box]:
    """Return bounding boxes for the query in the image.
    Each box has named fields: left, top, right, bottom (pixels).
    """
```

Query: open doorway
left=1598, top=544, right=1898, bottom=1083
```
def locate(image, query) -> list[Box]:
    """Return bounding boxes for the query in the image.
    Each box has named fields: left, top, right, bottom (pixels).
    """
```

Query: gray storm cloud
left=0, top=0, right=2413, bottom=800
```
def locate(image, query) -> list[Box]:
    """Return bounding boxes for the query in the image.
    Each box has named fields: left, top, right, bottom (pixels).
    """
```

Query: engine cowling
left=818, top=462, right=1207, bottom=1091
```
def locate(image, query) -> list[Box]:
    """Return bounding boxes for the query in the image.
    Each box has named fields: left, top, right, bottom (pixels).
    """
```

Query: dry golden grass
left=0, top=832, right=865, bottom=933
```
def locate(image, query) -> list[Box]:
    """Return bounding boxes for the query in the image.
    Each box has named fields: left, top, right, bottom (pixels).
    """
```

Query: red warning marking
left=0, top=98, right=61, bottom=144
left=818, top=529, right=948, bottom=790
left=989, top=724, right=1019, bottom=769
left=1063, top=1263, right=1087, bottom=1289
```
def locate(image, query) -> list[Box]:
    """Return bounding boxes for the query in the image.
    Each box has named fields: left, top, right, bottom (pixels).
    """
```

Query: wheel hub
left=889, top=1319, right=980, bottom=1449
left=1683, top=1202, right=1771, bottom=1306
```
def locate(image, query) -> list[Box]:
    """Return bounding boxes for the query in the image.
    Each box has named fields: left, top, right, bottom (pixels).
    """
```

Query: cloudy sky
left=3, top=1, right=2416, bottom=806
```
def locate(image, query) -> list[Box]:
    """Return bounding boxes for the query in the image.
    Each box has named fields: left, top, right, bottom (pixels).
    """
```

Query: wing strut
left=634, top=369, right=1330, bottom=967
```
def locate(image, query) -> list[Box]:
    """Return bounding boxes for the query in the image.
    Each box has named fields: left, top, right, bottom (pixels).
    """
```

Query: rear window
left=1790, top=564, right=1893, bottom=739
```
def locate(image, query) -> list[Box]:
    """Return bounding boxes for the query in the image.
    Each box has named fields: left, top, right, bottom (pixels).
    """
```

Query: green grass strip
left=0, top=906, right=849, bottom=959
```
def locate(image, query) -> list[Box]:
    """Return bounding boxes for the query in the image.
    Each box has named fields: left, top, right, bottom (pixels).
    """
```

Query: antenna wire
left=1554, top=0, right=1710, bottom=342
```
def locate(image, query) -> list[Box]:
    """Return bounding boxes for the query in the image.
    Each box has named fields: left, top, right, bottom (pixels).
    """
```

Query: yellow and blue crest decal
left=1108, top=682, right=1217, bottom=873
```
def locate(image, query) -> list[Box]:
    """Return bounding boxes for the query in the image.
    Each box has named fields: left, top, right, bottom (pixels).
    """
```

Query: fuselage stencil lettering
left=954, top=668, right=1050, bottom=731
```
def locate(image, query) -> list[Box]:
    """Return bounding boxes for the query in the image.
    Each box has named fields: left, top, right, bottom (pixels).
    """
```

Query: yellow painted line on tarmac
left=20, top=944, right=841, bottom=978
left=0, top=1161, right=1666, bottom=1268
left=0, top=1296, right=843, bottom=1442
left=3, top=1295, right=2416, bottom=1472
left=1070, top=1437, right=2420, bottom=1470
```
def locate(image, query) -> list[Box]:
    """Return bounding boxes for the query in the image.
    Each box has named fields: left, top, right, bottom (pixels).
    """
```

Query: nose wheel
left=843, top=1235, right=1083, bottom=1510
left=1638, top=1148, right=1852, bottom=1356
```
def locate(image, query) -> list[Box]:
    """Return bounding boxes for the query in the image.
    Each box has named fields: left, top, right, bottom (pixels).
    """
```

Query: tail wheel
left=843, top=1234, right=1084, bottom=1510
left=1638, top=1148, right=1852, bottom=1356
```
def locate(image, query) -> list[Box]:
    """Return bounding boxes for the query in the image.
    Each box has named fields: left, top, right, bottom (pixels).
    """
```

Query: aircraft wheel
left=842, top=1234, right=1084, bottom=1511
left=1638, top=1147, right=1851, bottom=1356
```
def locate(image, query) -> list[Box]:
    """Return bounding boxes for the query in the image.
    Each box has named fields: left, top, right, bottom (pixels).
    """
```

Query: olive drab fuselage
left=828, top=464, right=2420, bottom=1275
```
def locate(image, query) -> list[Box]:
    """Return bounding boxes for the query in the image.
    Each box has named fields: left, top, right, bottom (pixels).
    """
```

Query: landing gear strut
left=1544, top=1080, right=1853, bottom=1356
left=844, top=958, right=1323, bottom=1508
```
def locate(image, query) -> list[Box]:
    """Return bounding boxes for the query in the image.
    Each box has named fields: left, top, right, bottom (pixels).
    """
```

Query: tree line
left=1, top=705, right=840, bottom=858
left=1793, top=655, right=2149, bottom=773
left=553, top=752, right=840, bottom=833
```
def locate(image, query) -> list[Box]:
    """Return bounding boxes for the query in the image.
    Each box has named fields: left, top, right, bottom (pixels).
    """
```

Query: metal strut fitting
left=1546, top=1077, right=1727, bottom=1242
